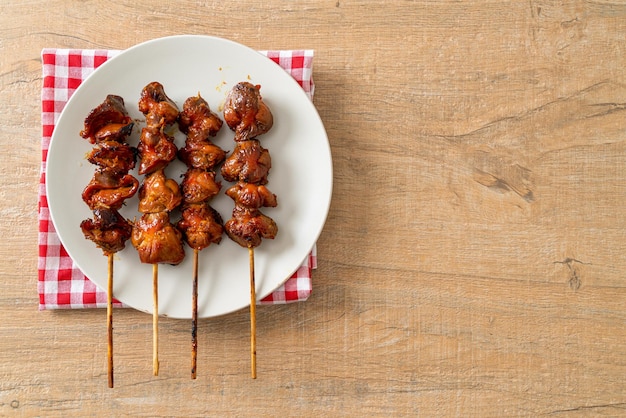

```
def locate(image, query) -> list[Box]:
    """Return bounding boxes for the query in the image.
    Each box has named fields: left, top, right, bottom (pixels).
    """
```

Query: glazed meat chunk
left=138, top=82, right=180, bottom=127
left=137, top=169, right=182, bottom=213
left=180, top=169, right=221, bottom=204
left=137, top=126, right=178, bottom=175
left=177, top=203, right=224, bottom=251
left=178, top=94, right=223, bottom=142
left=86, top=141, right=137, bottom=176
left=82, top=171, right=139, bottom=210
left=178, top=137, right=226, bottom=171
left=80, top=95, right=133, bottom=144
left=223, top=82, right=273, bottom=141
left=224, top=206, right=277, bottom=249
left=80, top=208, right=133, bottom=255
left=220, top=139, right=271, bottom=185
left=225, top=182, right=277, bottom=209
left=131, top=212, right=186, bottom=265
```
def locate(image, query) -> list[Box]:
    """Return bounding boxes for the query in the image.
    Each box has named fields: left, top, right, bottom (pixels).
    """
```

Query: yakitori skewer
left=131, top=82, right=185, bottom=376
left=79, top=95, right=138, bottom=388
left=221, top=82, right=277, bottom=378
left=176, top=94, right=225, bottom=378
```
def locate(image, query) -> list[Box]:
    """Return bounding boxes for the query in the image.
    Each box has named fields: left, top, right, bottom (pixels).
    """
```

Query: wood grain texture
left=1, top=0, right=626, bottom=416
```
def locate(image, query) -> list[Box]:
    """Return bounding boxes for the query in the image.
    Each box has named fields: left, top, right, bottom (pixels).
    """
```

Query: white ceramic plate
left=46, top=35, right=332, bottom=319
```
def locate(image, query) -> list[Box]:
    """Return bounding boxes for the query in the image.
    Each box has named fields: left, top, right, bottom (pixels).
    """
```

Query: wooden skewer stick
left=107, top=253, right=114, bottom=388
left=249, top=246, right=257, bottom=379
left=191, top=248, right=199, bottom=379
left=153, top=263, right=159, bottom=376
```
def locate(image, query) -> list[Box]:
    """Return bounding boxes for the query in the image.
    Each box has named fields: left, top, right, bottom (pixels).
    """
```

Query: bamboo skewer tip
left=107, top=253, right=114, bottom=388
left=152, top=263, right=159, bottom=376
left=249, top=246, right=257, bottom=379
left=191, top=249, right=199, bottom=380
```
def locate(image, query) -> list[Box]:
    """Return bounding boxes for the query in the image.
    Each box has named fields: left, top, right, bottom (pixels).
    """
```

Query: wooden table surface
left=2, top=1, right=626, bottom=416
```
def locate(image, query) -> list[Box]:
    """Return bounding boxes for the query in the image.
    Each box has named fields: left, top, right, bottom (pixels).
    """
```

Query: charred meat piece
left=178, top=137, right=226, bottom=171
left=220, top=139, right=271, bottom=185
left=80, top=95, right=133, bottom=144
left=180, top=168, right=221, bottom=204
left=224, top=205, right=277, bottom=249
left=138, top=82, right=179, bottom=127
left=80, top=208, right=133, bottom=255
left=177, top=203, right=224, bottom=251
left=223, top=82, right=273, bottom=141
left=86, top=140, right=137, bottom=175
left=131, top=212, right=185, bottom=265
left=137, top=126, right=178, bottom=175
left=225, top=182, right=277, bottom=209
left=82, top=171, right=139, bottom=210
left=138, top=169, right=182, bottom=213
left=93, top=122, right=134, bottom=143
left=178, top=94, right=223, bottom=142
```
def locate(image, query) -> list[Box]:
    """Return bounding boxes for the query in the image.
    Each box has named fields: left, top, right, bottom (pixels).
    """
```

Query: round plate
left=46, top=35, right=332, bottom=319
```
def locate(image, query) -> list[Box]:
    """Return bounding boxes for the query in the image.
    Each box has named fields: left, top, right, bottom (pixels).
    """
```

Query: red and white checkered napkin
left=38, top=48, right=317, bottom=310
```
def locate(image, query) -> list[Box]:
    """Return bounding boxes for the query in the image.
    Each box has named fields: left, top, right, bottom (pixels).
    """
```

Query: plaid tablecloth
left=38, top=48, right=316, bottom=310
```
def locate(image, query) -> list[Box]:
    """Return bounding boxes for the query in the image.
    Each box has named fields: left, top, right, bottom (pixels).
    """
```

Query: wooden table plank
left=1, top=0, right=625, bottom=416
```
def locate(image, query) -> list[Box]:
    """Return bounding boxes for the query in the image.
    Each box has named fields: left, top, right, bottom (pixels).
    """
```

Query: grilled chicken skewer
left=131, top=82, right=185, bottom=376
left=175, top=94, right=225, bottom=378
left=79, top=95, right=138, bottom=388
left=221, top=82, right=277, bottom=378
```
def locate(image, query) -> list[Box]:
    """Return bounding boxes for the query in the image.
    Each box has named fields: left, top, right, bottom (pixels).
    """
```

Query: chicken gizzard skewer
left=79, top=94, right=138, bottom=388
left=131, top=82, right=185, bottom=376
left=221, top=82, right=277, bottom=379
left=175, top=94, right=225, bottom=378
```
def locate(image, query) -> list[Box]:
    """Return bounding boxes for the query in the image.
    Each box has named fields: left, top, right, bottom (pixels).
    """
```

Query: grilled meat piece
left=131, top=212, right=185, bottom=265
left=82, top=171, right=139, bottom=210
left=180, top=168, right=221, bottom=204
left=177, top=203, right=223, bottom=250
left=137, top=126, right=178, bottom=175
left=225, top=182, right=277, bottom=209
left=86, top=140, right=137, bottom=176
left=223, top=82, right=273, bottom=141
left=178, top=94, right=223, bottom=142
left=80, top=208, right=133, bottom=255
left=137, top=169, right=182, bottom=213
left=138, top=82, right=179, bottom=127
left=178, top=137, right=226, bottom=171
left=80, top=95, right=133, bottom=144
left=220, top=139, right=271, bottom=185
left=224, top=205, right=277, bottom=249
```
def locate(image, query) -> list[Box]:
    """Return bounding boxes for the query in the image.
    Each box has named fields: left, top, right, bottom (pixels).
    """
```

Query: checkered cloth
left=39, top=48, right=316, bottom=310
